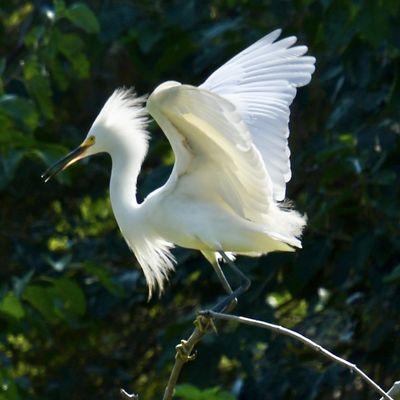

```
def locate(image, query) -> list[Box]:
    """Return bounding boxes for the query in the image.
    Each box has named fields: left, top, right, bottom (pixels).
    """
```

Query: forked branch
left=121, top=315, right=216, bottom=400
left=120, top=311, right=396, bottom=400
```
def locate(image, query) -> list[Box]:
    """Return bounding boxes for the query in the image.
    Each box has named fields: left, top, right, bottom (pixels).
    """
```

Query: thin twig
left=380, top=382, right=400, bottom=400
left=120, top=388, right=138, bottom=399
left=162, top=315, right=216, bottom=400
left=204, top=311, right=394, bottom=400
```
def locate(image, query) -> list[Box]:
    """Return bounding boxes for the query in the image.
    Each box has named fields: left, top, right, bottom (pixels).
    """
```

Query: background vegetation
left=1, top=1, right=399, bottom=399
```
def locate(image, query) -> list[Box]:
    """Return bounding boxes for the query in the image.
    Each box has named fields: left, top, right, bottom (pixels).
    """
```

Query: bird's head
left=41, top=88, right=148, bottom=182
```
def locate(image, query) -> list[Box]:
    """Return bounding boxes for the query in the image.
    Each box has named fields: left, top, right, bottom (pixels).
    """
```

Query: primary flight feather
left=43, top=29, right=316, bottom=297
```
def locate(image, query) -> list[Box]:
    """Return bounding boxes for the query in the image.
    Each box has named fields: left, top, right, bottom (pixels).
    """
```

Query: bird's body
left=43, top=29, right=316, bottom=296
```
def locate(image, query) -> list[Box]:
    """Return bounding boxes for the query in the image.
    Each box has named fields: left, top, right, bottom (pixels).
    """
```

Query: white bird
left=42, top=29, right=316, bottom=303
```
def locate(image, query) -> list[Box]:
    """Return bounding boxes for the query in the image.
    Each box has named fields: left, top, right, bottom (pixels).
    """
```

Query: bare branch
left=162, top=315, right=216, bottom=400
left=380, top=382, right=400, bottom=400
left=121, top=309, right=397, bottom=400
left=204, top=311, right=395, bottom=400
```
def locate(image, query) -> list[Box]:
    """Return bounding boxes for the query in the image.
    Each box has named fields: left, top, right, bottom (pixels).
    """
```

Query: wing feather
left=147, top=83, right=274, bottom=225
left=201, top=29, right=316, bottom=201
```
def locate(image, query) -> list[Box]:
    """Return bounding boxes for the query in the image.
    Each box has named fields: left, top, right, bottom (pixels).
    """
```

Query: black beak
left=41, top=144, right=89, bottom=183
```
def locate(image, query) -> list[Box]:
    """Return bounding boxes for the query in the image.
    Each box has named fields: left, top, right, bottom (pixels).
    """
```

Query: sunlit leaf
left=4, top=2, right=33, bottom=29
left=175, top=384, right=234, bottom=400
left=0, top=292, right=25, bottom=320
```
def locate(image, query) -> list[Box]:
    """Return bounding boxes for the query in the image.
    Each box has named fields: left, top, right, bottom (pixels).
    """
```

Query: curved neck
left=109, top=146, right=143, bottom=212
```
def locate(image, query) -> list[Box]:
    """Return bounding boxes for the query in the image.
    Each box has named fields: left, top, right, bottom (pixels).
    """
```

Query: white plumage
left=43, top=29, right=316, bottom=297
left=201, top=29, right=315, bottom=201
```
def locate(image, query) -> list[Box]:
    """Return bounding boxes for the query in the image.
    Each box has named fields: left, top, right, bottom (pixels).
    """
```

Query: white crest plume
left=93, top=88, right=149, bottom=158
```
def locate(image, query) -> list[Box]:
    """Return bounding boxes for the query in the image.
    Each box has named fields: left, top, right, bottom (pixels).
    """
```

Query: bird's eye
left=83, top=135, right=95, bottom=147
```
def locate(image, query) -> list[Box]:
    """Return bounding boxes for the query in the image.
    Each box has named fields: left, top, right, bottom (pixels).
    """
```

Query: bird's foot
left=175, top=340, right=196, bottom=362
left=195, top=313, right=217, bottom=334
left=211, top=293, right=240, bottom=314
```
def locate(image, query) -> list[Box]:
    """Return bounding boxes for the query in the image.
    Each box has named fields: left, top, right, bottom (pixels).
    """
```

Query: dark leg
left=211, top=258, right=233, bottom=294
left=210, top=257, right=238, bottom=312
left=212, top=251, right=251, bottom=312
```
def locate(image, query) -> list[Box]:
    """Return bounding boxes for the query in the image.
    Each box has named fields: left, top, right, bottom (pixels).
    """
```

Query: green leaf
left=0, top=95, right=39, bottom=131
left=51, top=277, right=86, bottom=316
left=326, top=97, right=354, bottom=130
left=176, top=384, right=204, bottom=400
left=175, top=384, right=234, bottom=400
left=0, top=292, right=25, bottom=320
left=23, top=279, right=86, bottom=322
left=24, top=25, right=45, bottom=48
left=48, top=57, right=69, bottom=90
left=0, top=149, right=25, bottom=189
left=23, top=285, right=58, bottom=323
left=56, top=32, right=90, bottom=77
left=66, top=3, right=100, bottom=33
left=84, top=262, right=125, bottom=297
left=33, top=142, right=69, bottom=165
left=26, top=74, right=54, bottom=118
left=69, top=52, right=90, bottom=78
left=23, top=57, right=54, bottom=119
left=0, top=369, right=20, bottom=400
left=54, top=0, right=66, bottom=18
left=0, top=129, right=34, bottom=147
left=54, top=30, right=83, bottom=52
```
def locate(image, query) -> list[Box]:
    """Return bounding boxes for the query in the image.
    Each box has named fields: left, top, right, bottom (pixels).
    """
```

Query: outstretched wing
left=147, top=82, right=273, bottom=224
left=201, top=29, right=316, bottom=201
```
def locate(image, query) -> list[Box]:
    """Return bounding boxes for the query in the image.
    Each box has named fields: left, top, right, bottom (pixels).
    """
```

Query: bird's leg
left=212, top=251, right=251, bottom=313
left=210, top=258, right=238, bottom=312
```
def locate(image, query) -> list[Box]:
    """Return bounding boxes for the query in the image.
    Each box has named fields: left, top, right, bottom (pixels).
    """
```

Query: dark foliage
left=0, top=1, right=399, bottom=399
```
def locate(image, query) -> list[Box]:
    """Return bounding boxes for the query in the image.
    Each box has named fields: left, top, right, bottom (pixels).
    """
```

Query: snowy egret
left=42, top=29, right=316, bottom=304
